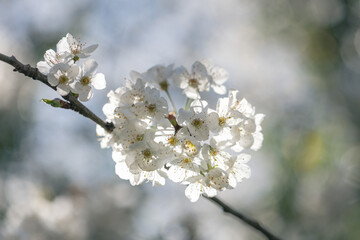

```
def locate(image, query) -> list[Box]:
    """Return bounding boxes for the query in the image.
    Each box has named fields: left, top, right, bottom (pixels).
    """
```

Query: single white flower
left=136, top=168, right=168, bottom=186
left=201, top=140, right=231, bottom=170
left=207, top=97, right=242, bottom=134
left=206, top=168, right=230, bottom=191
left=57, top=33, right=98, bottom=62
left=131, top=87, right=168, bottom=123
left=74, top=59, right=106, bottom=102
left=36, top=49, right=67, bottom=75
left=167, top=153, right=201, bottom=183
left=47, top=63, right=79, bottom=96
left=178, top=100, right=210, bottom=141
left=125, top=140, right=170, bottom=173
left=201, top=60, right=229, bottom=95
left=172, top=61, right=210, bottom=99
left=230, top=114, right=264, bottom=152
left=184, top=175, right=217, bottom=202
left=117, top=120, right=148, bottom=150
left=226, top=154, right=251, bottom=188
left=120, top=78, right=146, bottom=107
left=131, top=64, right=174, bottom=91
left=96, top=108, right=133, bottom=150
left=228, top=90, right=265, bottom=152
left=115, top=161, right=168, bottom=187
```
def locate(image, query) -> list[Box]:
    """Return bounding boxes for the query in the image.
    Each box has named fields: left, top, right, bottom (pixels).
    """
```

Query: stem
left=204, top=196, right=282, bottom=240
left=185, top=98, right=194, bottom=110
left=0, top=53, right=114, bottom=132
left=185, top=97, right=192, bottom=110
left=185, top=97, right=189, bottom=109
left=165, top=89, right=177, bottom=115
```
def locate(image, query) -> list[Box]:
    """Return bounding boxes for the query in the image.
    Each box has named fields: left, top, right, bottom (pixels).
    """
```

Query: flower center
left=184, top=140, right=196, bottom=153
left=142, top=148, right=152, bottom=158
left=159, top=80, right=168, bottom=91
left=209, top=148, right=218, bottom=156
left=136, top=134, right=144, bottom=142
left=191, top=118, right=203, bottom=128
left=188, top=78, right=198, bottom=88
left=71, top=43, right=81, bottom=55
left=168, top=136, right=178, bottom=146
left=218, top=117, right=226, bottom=126
left=80, top=76, right=91, bottom=86
left=183, top=158, right=192, bottom=164
left=147, top=103, right=156, bottom=112
left=59, top=75, right=68, bottom=84
left=73, top=55, right=80, bottom=62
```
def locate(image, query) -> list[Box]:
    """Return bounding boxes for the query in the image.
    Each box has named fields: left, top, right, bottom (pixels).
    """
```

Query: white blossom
left=184, top=175, right=217, bottom=202
left=131, top=64, right=174, bottom=91
left=172, top=61, right=210, bottom=99
left=228, top=90, right=265, bottom=152
left=207, top=96, right=242, bottom=138
left=226, top=154, right=251, bottom=188
left=167, top=153, right=201, bottom=183
left=178, top=100, right=210, bottom=141
left=201, top=60, right=229, bottom=95
left=57, top=33, right=98, bottom=62
left=36, top=49, right=67, bottom=75
left=47, top=63, right=79, bottom=96
left=74, top=59, right=106, bottom=102
left=130, top=87, right=168, bottom=123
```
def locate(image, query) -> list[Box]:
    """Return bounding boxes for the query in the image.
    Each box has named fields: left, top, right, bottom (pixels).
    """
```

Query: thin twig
left=0, top=53, right=114, bottom=132
left=0, top=53, right=282, bottom=240
left=204, top=196, right=282, bottom=240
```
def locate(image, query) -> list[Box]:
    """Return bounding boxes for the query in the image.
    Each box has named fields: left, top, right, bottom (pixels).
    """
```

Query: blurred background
left=0, top=0, right=360, bottom=239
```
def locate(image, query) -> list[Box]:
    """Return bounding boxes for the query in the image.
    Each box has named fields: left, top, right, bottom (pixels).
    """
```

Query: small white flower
left=228, top=90, right=265, bottom=152
left=131, top=87, right=168, bottom=123
left=226, top=154, right=251, bottom=188
left=201, top=140, right=231, bottom=170
left=207, top=97, right=242, bottom=135
left=178, top=100, right=210, bottom=141
left=57, top=33, right=98, bottom=61
left=201, top=60, right=229, bottom=95
left=36, top=49, right=67, bottom=75
left=184, top=175, right=217, bottom=202
left=115, top=161, right=167, bottom=187
left=172, top=61, right=210, bottom=99
left=120, top=78, right=146, bottom=107
left=74, top=59, right=106, bottom=102
left=167, top=153, right=201, bottom=183
left=126, top=140, right=171, bottom=172
left=117, top=120, right=148, bottom=150
left=131, top=64, right=174, bottom=91
left=206, top=168, right=230, bottom=191
left=47, top=63, right=79, bottom=96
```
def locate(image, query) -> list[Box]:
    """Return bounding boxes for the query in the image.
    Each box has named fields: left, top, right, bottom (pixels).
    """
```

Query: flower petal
left=82, top=59, right=98, bottom=76
left=37, top=61, right=50, bottom=75
left=92, top=73, right=106, bottom=89
left=56, top=36, right=69, bottom=53
left=67, top=65, right=79, bottom=79
left=47, top=74, right=59, bottom=86
left=56, top=84, right=70, bottom=96
left=82, top=44, right=98, bottom=54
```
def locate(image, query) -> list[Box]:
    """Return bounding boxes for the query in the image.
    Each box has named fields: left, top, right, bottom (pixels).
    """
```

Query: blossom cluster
left=98, top=61, right=264, bottom=202
left=37, top=33, right=106, bottom=101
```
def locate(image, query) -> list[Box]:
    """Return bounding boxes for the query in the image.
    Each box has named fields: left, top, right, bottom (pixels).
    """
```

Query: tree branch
left=0, top=53, right=114, bottom=132
left=204, top=196, right=282, bottom=240
left=0, top=53, right=282, bottom=240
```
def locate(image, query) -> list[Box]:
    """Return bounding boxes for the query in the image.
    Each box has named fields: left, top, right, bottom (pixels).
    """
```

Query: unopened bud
left=41, top=98, right=71, bottom=109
